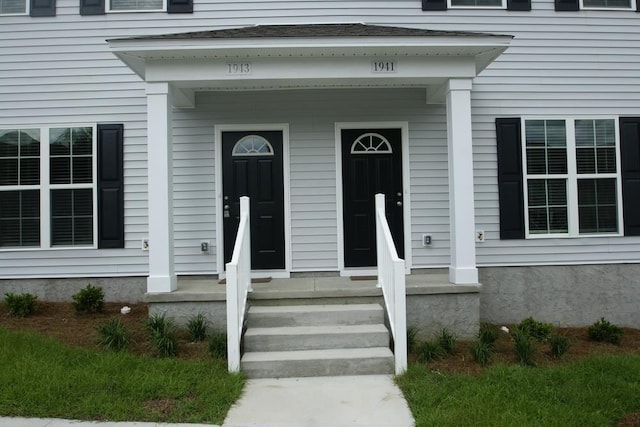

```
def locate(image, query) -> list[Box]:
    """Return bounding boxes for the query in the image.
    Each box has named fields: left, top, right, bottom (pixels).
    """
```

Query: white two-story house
left=1, top=0, right=639, bottom=333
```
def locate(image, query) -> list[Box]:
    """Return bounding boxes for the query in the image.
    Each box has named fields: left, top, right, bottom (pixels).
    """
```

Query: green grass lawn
left=397, top=355, right=640, bottom=427
left=0, top=328, right=244, bottom=424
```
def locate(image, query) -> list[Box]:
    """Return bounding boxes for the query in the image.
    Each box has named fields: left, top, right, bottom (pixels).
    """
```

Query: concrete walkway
left=1, top=375, right=415, bottom=427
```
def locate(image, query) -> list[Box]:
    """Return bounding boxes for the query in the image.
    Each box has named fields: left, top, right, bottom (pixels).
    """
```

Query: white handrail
left=226, top=196, right=252, bottom=372
left=375, top=193, right=407, bottom=375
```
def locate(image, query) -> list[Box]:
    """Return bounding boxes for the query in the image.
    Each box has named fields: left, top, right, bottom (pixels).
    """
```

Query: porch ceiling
left=108, top=23, right=512, bottom=104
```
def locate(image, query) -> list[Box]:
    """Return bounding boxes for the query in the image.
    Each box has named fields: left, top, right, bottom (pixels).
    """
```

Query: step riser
left=244, top=331, right=389, bottom=352
left=246, top=310, right=384, bottom=327
left=242, top=356, right=394, bottom=379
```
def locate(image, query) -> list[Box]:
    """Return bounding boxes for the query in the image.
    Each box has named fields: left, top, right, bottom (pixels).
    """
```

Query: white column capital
left=446, top=78, right=473, bottom=92
left=146, top=82, right=170, bottom=96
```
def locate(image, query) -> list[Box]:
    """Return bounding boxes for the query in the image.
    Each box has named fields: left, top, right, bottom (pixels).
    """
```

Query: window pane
left=72, top=157, right=92, bottom=183
left=549, top=207, right=568, bottom=233
left=0, top=158, right=18, bottom=186
left=50, top=128, right=70, bottom=156
left=526, top=148, right=546, bottom=174
left=50, top=157, right=71, bottom=184
left=110, top=0, right=162, bottom=10
left=0, top=129, right=18, bottom=157
left=0, top=190, right=40, bottom=247
left=527, top=179, right=567, bottom=234
left=0, top=0, right=26, bottom=14
left=20, top=158, right=40, bottom=185
left=525, top=120, right=545, bottom=147
left=595, top=120, right=615, bottom=146
left=546, top=120, right=566, bottom=147
left=527, top=180, right=546, bottom=206
left=578, top=178, right=617, bottom=233
left=528, top=208, right=548, bottom=233
left=20, top=130, right=40, bottom=157
left=547, top=148, right=567, bottom=174
left=596, top=147, right=616, bottom=174
left=525, top=120, right=567, bottom=175
left=72, top=127, right=93, bottom=156
left=547, top=179, right=567, bottom=205
left=575, top=120, right=595, bottom=147
left=583, top=0, right=631, bottom=7
left=51, top=189, right=93, bottom=246
left=576, top=148, right=596, bottom=174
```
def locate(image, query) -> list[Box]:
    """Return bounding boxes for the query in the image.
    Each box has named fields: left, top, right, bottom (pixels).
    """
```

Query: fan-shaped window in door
left=232, top=135, right=274, bottom=156
left=350, top=133, right=393, bottom=154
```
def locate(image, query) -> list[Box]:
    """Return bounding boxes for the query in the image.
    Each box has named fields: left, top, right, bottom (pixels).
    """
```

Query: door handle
left=397, top=201, right=402, bottom=206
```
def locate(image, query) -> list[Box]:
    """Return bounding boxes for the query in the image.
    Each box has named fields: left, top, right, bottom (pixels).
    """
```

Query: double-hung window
left=108, top=0, right=164, bottom=12
left=449, top=0, right=505, bottom=8
left=581, top=0, right=636, bottom=10
left=0, top=0, right=26, bottom=14
left=0, top=126, right=97, bottom=249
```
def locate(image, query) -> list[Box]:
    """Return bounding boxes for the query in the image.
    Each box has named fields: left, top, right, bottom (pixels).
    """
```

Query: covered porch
left=108, top=23, right=512, bottom=293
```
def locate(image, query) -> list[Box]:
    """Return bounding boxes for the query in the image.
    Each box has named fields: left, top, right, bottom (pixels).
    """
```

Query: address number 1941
left=372, top=60, right=397, bottom=73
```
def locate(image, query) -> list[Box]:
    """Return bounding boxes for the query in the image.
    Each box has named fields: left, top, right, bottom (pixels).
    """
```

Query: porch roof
left=108, top=23, right=512, bottom=106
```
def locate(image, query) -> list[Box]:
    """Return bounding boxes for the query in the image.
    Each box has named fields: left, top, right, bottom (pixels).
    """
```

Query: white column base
left=147, top=275, right=178, bottom=293
left=449, top=266, right=479, bottom=285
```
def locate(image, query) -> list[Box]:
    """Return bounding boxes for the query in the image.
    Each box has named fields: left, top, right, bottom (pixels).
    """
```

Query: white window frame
left=580, top=0, right=636, bottom=10
left=448, top=0, right=506, bottom=9
left=106, top=0, right=166, bottom=13
left=521, top=117, right=624, bottom=239
left=0, top=0, right=29, bottom=15
left=0, top=124, right=98, bottom=251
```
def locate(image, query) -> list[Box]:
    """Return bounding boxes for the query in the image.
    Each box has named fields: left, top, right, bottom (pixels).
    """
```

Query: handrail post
left=375, top=194, right=385, bottom=289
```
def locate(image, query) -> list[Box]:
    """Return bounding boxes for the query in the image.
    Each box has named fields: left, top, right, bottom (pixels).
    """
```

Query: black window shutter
left=507, top=0, right=531, bottom=10
left=167, top=0, right=192, bottom=13
left=422, top=0, right=447, bottom=10
left=620, top=117, right=640, bottom=236
left=496, top=118, right=525, bottom=239
left=80, top=0, right=104, bottom=15
left=555, top=0, right=579, bottom=11
left=97, top=124, right=124, bottom=248
left=30, top=0, right=55, bottom=16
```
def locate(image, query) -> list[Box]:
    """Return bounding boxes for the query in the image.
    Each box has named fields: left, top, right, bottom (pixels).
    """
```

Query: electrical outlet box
left=476, top=230, right=485, bottom=243
left=422, top=234, right=432, bottom=246
left=142, top=239, right=149, bottom=251
left=200, top=241, right=209, bottom=253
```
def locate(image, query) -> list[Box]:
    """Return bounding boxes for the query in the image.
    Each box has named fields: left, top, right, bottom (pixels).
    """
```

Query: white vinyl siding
left=1, top=0, right=640, bottom=277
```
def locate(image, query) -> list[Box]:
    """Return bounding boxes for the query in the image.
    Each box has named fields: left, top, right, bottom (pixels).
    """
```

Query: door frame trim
left=215, top=124, right=292, bottom=278
left=335, top=121, right=412, bottom=276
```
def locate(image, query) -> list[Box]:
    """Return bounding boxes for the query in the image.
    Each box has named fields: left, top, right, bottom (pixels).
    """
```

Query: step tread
left=248, top=303, right=382, bottom=314
left=242, top=347, right=393, bottom=362
left=244, top=324, right=388, bottom=337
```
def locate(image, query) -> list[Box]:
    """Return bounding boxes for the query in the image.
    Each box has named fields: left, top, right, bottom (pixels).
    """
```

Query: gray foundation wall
left=479, top=264, right=640, bottom=328
left=0, top=277, right=146, bottom=303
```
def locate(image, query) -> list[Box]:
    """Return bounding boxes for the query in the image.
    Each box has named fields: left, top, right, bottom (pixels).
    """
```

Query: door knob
left=224, top=205, right=229, bottom=210
left=397, top=201, right=402, bottom=206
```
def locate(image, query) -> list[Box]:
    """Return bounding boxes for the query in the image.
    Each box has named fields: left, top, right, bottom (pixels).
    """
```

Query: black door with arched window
left=341, top=128, right=404, bottom=267
left=222, top=131, right=285, bottom=270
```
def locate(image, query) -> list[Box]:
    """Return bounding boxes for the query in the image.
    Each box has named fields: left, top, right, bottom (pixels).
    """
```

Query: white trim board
left=335, top=121, right=412, bottom=276
left=214, top=123, right=292, bottom=278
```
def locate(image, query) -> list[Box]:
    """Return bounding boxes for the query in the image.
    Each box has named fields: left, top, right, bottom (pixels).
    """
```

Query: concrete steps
left=241, top=303, right=394, bottom=378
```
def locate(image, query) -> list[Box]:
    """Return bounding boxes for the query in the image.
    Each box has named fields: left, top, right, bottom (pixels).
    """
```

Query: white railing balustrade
left=375, top=193, right=407, bottom=375
left=226, top=196, right=252, bottom=372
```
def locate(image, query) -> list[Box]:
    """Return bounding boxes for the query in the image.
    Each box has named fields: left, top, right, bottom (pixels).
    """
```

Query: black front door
left=222, top=131, right=285, bottom=270
left=342, top=128, right=404, bottom=267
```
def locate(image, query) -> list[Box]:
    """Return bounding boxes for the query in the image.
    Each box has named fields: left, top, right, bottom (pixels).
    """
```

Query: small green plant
left=97, top=317, right=130, bottom=351
left=72, top=285, right=104, bottom=314
left=516, top=317, right=553, bottom=342
left=588, top=317, right=623, bottom=345
left=407, top=326, right=420, bottom=354
left=470, top=340, right=493, bottom=365
left=438, top=328, right=457, bottom=355
left=146, top=313, right=178, bottom=357
left=187, top=313, right=208, bottom=342
left=419, top=340, right=445, bottom=363
left=208, top=332, right=227, bottom=359
left=478, top=323, right=498, bottom=347
left=513, top=328, right=536, bottom=366
left=549, top=333, right=571, bottom=358
left=3, top=293, right=38, bottom=317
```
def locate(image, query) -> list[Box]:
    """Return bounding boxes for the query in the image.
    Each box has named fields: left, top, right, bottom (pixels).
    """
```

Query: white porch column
left=446, top=79, right=479, bottom=285
left=146, top=82, right=177, bottom=293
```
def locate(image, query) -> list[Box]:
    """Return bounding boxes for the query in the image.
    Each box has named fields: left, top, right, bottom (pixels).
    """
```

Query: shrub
left=187, top=313, right=208, bottom=342
left=549, top=333, right=571, bottom=358
left=72, top=285, right=104, bottom=314
left=407, top=326, right=420, bottom=354
left=516, top=317, right=553, bottom=342
left=4, top=293, right=38, bottom=318
left=470, top=340, right=493, bottom=365
left=97, top=317, right=130, bottom=351
left=419, top=340, right=445, bottom=363
left=438, top=328, right=457, bottom=355
left=588, top=317, right=623, bottom=345
left=208, top=333, right=227, bottom=359
left=146, top=313, right=178, bottom=357
left=478, top=323, right=498, bottom=347
left=513, top=328, right=536, bottom=367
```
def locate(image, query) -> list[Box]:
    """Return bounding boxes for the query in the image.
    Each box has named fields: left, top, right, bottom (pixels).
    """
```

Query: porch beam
left=146, top=82, right=177, bottom=293
left=446, top=78, right=479, bottom=285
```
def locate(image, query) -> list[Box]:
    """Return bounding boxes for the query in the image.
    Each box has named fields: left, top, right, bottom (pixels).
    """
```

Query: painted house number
left=227, top=63, right=252, bottom=74
left=372, top=60, right=397, bottom=73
